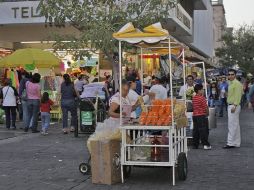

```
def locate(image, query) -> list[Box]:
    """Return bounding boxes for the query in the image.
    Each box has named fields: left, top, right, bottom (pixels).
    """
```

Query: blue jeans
left=26, top=99, right=40, bottom=130
left=22, top=100, right=33, bottom=128
left=41, top=112, right=50, bottom=131
left=61, top=99, right=78, bottom=129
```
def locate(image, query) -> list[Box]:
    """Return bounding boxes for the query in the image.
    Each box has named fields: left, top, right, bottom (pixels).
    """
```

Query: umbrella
left=0, top=48, right=60, bottom=69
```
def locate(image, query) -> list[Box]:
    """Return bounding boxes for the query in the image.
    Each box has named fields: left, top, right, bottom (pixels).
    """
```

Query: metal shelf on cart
left=120, top=125, right=174, bottom=130
left=125, top=144, right=170, bottom=147
left=123, top=161, right=174, bottom=167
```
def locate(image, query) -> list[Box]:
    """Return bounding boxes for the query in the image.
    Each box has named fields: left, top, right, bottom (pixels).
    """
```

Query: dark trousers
left=192, top=115, right=210, bottom=147
left=4, top=106, right=16, bottom=128
left=61, top=99, right=78, bottom=129
left=219, top=98, right=227, bottom=116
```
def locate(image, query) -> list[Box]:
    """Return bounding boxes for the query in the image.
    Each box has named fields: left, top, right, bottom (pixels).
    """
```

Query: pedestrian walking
left=0, top=79, right=18, bottom=130
left=192, top=84, right=211, bottom=150
left=247, top=78, right=254, bottom=111
left=19, top=71, right=31, bottom=128
left=60, top=74, right=79, bottom=134
left=223, top=69, right=243, bottom=149
left=25, top=73, right=41, bottom=133
left=218, top=76, right=228, bottom=117
left=40, top=92, right=54, bottom=135
left=209, top=82, right=219, bottom=108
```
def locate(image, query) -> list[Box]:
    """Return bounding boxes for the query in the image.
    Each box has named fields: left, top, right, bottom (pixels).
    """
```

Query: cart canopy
left=113, top=22, right=169, bottom=44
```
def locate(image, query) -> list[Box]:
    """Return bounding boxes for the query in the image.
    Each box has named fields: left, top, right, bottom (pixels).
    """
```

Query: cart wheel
left=177, top=152, right=188, bottom=181
left=79, top=163, right=91, bottom=175
left=123, top=166, right=132, bottom=179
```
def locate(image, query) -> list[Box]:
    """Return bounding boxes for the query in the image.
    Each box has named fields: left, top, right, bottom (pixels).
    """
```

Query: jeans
left=61, top=99, right=78, bottom=129
left=26, top=99, right=40, bottom=131
left=219, top=98, right=227, bottom=116
left=192, top=115, right=210, bottom=147
left=22, top=100, right=28, bottom=126
left=41, top=112, right=50, bottom=131
left=3, top=106, right=16, bottom=128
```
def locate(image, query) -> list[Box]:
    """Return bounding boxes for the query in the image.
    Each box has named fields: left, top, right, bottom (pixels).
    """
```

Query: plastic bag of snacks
left=0, top=109, right=5, bottom=124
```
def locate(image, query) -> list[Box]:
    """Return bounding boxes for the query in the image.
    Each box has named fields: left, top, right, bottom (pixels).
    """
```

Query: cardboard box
left=90, top=140, right=122, bottom=185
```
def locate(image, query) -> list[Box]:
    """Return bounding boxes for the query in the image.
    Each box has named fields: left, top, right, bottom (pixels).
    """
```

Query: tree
left=216, top=25, right=254, bottom=74
left=38, top=0, right=177, bottom=89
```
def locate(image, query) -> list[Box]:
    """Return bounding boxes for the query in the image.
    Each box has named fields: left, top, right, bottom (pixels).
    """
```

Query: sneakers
left=204, top=145, right=212, bottom=150
left=41, top=128, right=49, bottom=136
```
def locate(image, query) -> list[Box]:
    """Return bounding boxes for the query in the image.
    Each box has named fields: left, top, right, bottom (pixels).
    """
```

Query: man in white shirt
left=149, top=75, right=167, bottom=100
left=179, top=75, right=195, bottom=99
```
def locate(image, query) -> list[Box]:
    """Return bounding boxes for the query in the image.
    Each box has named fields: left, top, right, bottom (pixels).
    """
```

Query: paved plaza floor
left=0, top=109, right=253, bottom=190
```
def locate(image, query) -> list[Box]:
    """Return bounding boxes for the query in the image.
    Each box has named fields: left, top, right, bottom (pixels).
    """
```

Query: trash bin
left=208, top=107, right=217, bottom=129
left=79, top=98, right=107, bottom=134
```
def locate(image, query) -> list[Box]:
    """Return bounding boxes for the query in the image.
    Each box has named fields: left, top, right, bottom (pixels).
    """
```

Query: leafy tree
left=216, top=25, right=254, bottom=74
left=38, top=0, right=177, bottom=89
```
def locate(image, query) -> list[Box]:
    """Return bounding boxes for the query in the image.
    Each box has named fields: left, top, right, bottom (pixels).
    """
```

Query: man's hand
left=231, top=106, right=236, bottom=113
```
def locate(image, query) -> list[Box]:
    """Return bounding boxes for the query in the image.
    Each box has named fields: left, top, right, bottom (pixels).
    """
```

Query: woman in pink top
left=24, top=73, right=41, bottom=133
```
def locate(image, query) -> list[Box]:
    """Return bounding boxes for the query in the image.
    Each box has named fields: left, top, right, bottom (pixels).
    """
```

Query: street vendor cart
left=113, top=22, right=188, bottom=186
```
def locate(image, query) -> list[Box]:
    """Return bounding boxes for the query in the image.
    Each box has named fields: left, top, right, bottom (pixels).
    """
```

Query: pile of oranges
left=139, top=99, right=173, bottom=126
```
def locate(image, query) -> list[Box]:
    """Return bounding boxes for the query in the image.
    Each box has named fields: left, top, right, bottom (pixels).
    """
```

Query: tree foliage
left=38, top=0, right=177, bottom=88
left=38, top=0, right=177, bottom=56
left=216, top=25, right=254, bottom=74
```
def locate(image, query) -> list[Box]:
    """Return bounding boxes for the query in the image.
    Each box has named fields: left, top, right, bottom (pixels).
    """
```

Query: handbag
left=0, top=87, right=10, bottom=109
left=21, top=81, right=29, bottom=101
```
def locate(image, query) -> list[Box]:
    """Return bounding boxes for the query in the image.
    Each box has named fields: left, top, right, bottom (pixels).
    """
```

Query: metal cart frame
left=116, top=31, right=188, bottom=186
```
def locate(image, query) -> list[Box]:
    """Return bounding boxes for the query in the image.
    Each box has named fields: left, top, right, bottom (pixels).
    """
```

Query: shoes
left=11, top=127, right=16, bottom=130
left=41, top=131, right=49, bottom=135
left=219, top=115, right=223, bottom=117
left=32, top=130, right=40, bottom=133
left=63, top=129, right=68, bottom=134
left=204, top=145, right=212, bottom=150
left=223, top=145, right=236, bottom=149
left=24, top=128, right=29, bottom=132
left=192, top=146, right=199, bottom=149
left=19, top=127, right=23, bottom=129
left=70, top=127, right=75, bottom=132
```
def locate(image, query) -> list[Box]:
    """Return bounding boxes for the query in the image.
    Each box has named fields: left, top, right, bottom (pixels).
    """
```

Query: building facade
left=211, top=0, right=227, bottom=67
left=0, top=0, right=215, bottom=66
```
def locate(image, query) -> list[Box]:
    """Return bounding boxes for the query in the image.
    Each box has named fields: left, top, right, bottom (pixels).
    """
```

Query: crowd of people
left=0, top=71, right=98, bottom=135
left=0, top=67, right=253, bottom=151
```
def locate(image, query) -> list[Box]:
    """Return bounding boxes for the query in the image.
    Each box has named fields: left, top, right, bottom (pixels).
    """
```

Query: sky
left=224, top=0, right=254, bottom=27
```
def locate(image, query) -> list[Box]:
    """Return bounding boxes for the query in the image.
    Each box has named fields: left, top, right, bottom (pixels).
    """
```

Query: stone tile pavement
left=0, top=109, right=254, bottom=190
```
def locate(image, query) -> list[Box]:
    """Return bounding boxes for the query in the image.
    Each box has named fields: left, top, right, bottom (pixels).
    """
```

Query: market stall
left=113, top=22, right=188, bottom=186
left=0, top=48, right=63, bottom=121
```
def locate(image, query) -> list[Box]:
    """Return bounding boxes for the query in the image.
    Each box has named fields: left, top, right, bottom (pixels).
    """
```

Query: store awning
left=113, top=22, right=169, bottom=44
left=0, top=48, right=60, bottom=69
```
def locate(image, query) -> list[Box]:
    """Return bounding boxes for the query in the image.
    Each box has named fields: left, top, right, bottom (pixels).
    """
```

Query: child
left=192, top=84, right=211, bottom=150
left=40, top=92, right=54, bottom=135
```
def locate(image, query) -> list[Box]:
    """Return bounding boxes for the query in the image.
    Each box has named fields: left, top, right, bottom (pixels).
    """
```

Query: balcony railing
left=168, top=4, right=193, bottom=35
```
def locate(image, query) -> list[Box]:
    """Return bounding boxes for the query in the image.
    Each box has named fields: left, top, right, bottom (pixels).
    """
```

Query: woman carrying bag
left=0, top=79, right=19, bottom=130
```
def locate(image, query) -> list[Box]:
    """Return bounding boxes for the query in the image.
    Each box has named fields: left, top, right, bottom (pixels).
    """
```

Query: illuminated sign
left=0, top=2, right=45, bottom=24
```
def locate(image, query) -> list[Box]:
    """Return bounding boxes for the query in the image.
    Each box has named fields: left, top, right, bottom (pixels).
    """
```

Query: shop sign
left=0, top=2, right=45, bottom=24
left=81, top=111, right=93, bottom=125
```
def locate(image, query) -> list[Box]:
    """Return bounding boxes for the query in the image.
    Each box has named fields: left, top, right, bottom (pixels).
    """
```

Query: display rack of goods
left=139, top=99, right=187, bottom=126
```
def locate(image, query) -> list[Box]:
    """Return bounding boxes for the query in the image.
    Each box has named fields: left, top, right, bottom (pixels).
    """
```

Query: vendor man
left=179, top=75, right=195, bottom=99
left=149, top=75, right=167, bottom=100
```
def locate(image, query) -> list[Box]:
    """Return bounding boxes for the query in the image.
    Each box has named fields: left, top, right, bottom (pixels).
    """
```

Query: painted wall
left=191, top=0, right=214, bottom=58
